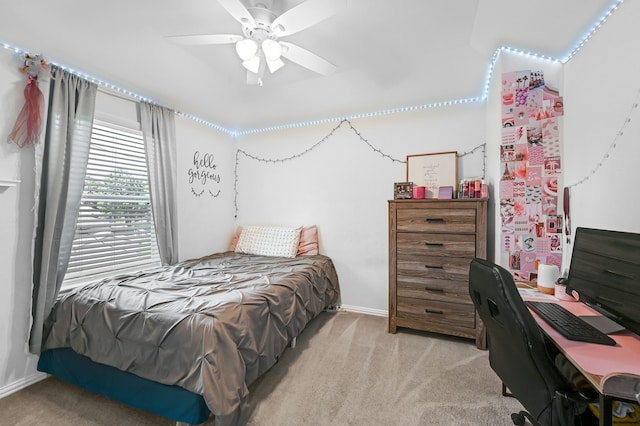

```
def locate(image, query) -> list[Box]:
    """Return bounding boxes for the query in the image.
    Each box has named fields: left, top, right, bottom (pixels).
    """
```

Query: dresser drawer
left=396, top=208, right=476, bottom=233
left=396, top=297, right=476, bottom=330
left=397, top=254, right=472, bottom=280
left=397, top=233, right=476, bottom=258
left=397, top=276, right=472, bottom=305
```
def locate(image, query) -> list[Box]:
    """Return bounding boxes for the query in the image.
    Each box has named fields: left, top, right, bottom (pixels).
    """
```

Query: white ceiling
left=0, top=0, right=617, bottom=132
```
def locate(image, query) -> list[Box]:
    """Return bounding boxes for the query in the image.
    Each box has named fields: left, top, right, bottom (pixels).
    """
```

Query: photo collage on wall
left=500, top=70, right=564, bottom=282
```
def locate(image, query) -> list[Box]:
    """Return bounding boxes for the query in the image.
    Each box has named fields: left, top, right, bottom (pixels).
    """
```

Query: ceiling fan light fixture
left=266, top=57, right=285, bottom=73
left=235, top=38, right=258, bottom=61
left=262, top=39, right=282, bottom=61
left=242, top=55, right=261, bottom=74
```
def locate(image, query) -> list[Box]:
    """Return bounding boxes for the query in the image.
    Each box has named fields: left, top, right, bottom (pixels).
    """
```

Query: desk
left=521, top=289, right=640, bottom=426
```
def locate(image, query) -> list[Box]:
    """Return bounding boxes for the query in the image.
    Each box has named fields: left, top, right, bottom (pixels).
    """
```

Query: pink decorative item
left=412, top=186, right=425, bottom=199
left=8, top=54, right=48, bottom=147
left=554, top=284, right=576, bottom=301
left=438, top=186, right=454, bottom=199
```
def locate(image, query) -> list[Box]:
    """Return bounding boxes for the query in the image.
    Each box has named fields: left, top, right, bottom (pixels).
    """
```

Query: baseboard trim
left=339, top=305, right=387, bottom=317
left=0, top=371, right=48, bottom=399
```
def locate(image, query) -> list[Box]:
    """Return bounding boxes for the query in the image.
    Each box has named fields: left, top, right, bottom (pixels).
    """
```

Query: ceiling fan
left=166, top=0, right=346, bottom=85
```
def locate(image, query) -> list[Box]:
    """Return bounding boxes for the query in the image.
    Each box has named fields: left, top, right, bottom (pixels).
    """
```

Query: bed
left=37, top=240, right=340, bottom=425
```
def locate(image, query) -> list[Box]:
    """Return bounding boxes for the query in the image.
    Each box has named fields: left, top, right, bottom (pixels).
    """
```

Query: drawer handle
left=425, top=265, right=444, bottom=270
left=425, top=308, right=443, bottom=315
left=426, top=218, right=445, bottom=223
left=424, top=286, right=444, bottom=293
left=425, top=243, right=444, bottom=248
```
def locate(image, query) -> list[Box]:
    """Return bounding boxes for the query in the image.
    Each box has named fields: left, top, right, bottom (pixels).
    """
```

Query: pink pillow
left=297, top=225, right=319, bottom=256
left=229, top=227, right=242, bottom=251
left=229, top=225, right=319, bottom=256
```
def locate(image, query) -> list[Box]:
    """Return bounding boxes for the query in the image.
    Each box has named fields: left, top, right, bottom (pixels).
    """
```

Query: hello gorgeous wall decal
left=188, top=151, right=221, bottom=198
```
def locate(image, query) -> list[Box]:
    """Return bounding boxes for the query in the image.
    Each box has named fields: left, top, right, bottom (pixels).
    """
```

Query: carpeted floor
left=0, top=311, right=525, bottom=425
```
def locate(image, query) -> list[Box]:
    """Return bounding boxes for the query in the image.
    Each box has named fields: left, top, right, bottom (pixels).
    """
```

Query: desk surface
left=519, top=287, right=640, bottom=400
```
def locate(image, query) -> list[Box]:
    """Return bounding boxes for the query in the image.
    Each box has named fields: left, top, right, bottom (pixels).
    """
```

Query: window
left=63, top=119, right=160, bottom=289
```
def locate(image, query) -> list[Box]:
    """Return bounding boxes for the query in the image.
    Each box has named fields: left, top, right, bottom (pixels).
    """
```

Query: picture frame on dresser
left=406, top=151, right=458, bottom=199
left=394, top=182, right=414, bottom=199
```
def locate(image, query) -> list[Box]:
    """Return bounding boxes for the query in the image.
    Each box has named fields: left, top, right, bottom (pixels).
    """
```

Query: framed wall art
left=406, top=151, right=458, bottom=198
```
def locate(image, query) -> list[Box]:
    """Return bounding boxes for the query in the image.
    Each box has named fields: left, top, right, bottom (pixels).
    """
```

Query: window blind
left=63, top=120, right=160, bottom=288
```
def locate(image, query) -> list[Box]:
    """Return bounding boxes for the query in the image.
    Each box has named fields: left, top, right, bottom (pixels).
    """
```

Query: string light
left=0, top=0, right=624, bottom=135
left=234, top=119, right=346, bottom=216
left=236, top=97, right=483, bottom=136
left=233, top=119, right=486, bottom=216
left=175, top=112, right=235, bottom=137
left=457, top=143, right=487, bottom=179
left=1, top=41, right=157, bottom=104
left=566, top=89, right=639, bottom=189
left=561, top=0, right=624, bottom=63
left=479, top=46, right=562, bottom=102
left=344, top=121, right=407, bottom=164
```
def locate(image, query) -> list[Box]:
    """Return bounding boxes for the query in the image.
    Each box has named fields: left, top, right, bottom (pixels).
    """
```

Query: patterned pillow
left=230, top=225, right=320, bottom=256
left=235, top=225, right=302, bottom=258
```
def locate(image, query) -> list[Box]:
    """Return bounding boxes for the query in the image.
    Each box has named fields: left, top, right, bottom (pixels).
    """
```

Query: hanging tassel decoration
left=8, top=54, right=48, bottom=147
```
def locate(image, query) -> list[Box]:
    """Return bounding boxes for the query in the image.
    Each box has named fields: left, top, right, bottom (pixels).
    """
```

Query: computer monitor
left=565, top=227, right=640, bottom=336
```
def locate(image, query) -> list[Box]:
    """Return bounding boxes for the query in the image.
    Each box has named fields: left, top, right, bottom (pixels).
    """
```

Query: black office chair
left=468, top=258, right=594, bottom=426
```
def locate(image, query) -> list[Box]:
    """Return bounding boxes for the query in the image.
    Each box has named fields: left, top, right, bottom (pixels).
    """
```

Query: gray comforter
left=42, top=252, right=340, bottom=424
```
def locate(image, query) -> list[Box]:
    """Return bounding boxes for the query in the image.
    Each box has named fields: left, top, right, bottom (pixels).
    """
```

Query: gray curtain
left=139, top=102, right=178, bottom=265
left=29, top=67, right=97, bottom=354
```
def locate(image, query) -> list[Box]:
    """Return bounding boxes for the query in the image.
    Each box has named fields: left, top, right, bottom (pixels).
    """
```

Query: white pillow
left=235, top=225, right=303, bottom=258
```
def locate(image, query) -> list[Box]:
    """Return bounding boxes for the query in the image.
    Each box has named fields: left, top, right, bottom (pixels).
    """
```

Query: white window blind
left=63, top=119, right=160, bottom=288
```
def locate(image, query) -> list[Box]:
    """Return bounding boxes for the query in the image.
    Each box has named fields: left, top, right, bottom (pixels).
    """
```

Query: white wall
left=0, top=48, right=41, bottom=396
left=562, top=0, right=640, bottom=240
left=175, top=116, right=236, bottom=260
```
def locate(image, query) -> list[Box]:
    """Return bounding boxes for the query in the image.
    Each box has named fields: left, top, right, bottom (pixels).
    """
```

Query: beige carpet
left=0, top=311, right=524, bottom=425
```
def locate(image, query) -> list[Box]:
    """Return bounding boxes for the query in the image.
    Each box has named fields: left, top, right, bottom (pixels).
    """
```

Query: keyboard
left=525, top=301, right=617, bottom=346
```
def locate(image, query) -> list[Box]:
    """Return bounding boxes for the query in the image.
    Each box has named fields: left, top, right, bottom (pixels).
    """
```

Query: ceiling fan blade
left=165, top=34, right=243, bottom=45
left=280, top=42, right=337, bottom=76
left=217, top=0, right=256, bottom=27
left=270, top=0, right=346, bottom=37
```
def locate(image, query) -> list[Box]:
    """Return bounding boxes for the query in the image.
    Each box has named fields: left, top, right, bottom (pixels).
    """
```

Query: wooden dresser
left=388, top=199, right=487, bottom=349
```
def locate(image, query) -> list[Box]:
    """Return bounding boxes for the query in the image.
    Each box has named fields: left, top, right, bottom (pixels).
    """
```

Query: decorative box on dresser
left=388, top=199, right=488, bottom=349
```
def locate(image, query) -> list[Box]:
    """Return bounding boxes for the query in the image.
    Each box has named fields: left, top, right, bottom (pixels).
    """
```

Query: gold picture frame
left=406, top=151, right=458, bottom=198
